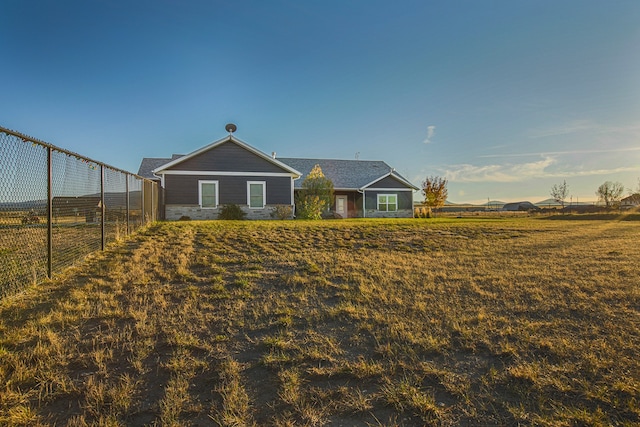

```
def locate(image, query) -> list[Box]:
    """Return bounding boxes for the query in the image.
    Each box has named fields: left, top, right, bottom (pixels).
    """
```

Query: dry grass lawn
left=0, top=217, right=638, bottom=426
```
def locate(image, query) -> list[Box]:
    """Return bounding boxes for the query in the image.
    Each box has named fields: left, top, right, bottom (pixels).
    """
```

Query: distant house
left=137, top=130, right=417, bottom=220
left=502, top=201, right=538, bottom=211
left=621, top=194, right=640, bottom=209
left=51, top=196, right=101, bottom=222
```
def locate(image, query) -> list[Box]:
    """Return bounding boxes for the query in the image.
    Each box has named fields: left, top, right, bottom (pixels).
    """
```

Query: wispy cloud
left=423, top=125, right=436, bottom=144
left=557, top=166, right=639, bottom=178
left=479, top=146, right=640, bottom=159
left=527, top=120, right=593, bottom=139
left=443, top=156, right=638, bottom=183
left=444, top=157, right=556, bottom=183
left=527, top=120, right=640, bottom=139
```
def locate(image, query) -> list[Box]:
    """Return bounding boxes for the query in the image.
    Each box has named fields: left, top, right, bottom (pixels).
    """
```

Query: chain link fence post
left=47, top=146, right=53, bottom=279
left=126, top=173, right=130, bottom=235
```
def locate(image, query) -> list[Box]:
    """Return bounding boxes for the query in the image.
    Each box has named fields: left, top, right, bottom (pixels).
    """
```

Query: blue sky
left=2, top=0, right=639, bottom=204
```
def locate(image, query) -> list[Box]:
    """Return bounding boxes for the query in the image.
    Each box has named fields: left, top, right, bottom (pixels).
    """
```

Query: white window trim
left=160, top=170, right=296, bottom=177
left=247, top=181, right=266, bottom=209
left=199, top=180, right=219, bottom=209
left=377, top=193, right=398, bottom=212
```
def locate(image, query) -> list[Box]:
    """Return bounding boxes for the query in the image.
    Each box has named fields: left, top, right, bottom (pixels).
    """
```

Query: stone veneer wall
left=165, top=205, right=410, bottom=220
left=165, top=205, right=291, bottom=220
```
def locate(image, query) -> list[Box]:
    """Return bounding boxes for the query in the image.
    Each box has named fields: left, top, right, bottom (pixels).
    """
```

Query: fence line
left=0, top=126, right=159, bottom=299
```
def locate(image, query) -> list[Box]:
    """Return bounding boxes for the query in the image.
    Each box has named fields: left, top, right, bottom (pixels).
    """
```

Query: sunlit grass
left=0, top=217, right=638, bottom=425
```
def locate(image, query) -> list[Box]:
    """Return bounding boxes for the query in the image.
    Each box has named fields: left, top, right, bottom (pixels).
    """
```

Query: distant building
left=621, top=194, right=640, bottom=209
left=52, top=196, right=101, bottom=222
left=502, top=201, right=538, bottom=211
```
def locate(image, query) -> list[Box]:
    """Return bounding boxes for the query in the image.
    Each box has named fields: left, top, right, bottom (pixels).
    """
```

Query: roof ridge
left=278, top=157, right=388, bottom=163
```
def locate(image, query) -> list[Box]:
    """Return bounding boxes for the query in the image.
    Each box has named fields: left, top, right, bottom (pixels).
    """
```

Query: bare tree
left=596, top=181, right=625, bottom=209
left=550, top=180, right=569, bottom=209
left=421, top=176, right=448, bottom=216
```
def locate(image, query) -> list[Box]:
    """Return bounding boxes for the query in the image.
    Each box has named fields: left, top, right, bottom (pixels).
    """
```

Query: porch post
left=362, top=189, right=366, bottom=218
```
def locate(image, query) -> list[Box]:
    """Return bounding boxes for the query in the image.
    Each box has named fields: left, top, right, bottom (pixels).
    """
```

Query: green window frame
left=377, top=194, right=397, bottom=212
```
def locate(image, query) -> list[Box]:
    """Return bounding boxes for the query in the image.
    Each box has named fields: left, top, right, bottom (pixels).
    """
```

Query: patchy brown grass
left=1, top=218, right=638, bottom=426
left=1, top=220, right=133, bottom=298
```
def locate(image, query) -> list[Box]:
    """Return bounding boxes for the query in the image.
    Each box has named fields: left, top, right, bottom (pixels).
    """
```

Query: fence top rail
left=0, top=125, right=150, bottom=182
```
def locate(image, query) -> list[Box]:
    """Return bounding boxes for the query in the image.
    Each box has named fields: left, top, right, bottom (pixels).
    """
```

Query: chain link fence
left=0, top=126, right=159, bottom=299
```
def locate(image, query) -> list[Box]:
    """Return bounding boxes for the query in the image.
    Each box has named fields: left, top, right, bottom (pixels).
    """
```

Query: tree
left=421, top=176, right=448, bottom=216
left=550, top=180, right=569, bottom=209
left=596, top=181, right=624, bottom=209
left=296, top=165, right=334, bottom=220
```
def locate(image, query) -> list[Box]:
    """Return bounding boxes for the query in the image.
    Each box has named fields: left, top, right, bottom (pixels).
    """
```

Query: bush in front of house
left=218, top=204, right=247, bottom=220
left=296, top=195, right=326, bottom=220
left=270, top=205, right=293, bottom=220
left=295, top=165, right=334, bottom=220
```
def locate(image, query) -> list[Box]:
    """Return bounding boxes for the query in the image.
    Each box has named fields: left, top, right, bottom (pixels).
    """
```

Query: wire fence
left=0, top=126, right=159, bottom=299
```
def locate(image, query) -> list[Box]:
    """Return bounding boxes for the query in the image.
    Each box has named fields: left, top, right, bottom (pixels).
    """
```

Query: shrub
left=295, top=165, right=334, bottom=220
left=218, top=204, right=247, bottom=220
left=271, top=205, right=293, bottom=220
left=296, top=195, right=325, bottom=220
left=414, top=207, right=431, bottom=219
left=178, top=216, right=191, bottom=221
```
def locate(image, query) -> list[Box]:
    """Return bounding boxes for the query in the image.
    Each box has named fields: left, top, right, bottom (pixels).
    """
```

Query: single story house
left=138, top=130, right=417, bottom=220
left=621, top=194, right=640, bottom=210
left=52, top=196, right=101, bottom=222
left=502, top=201, right=539, bottom=211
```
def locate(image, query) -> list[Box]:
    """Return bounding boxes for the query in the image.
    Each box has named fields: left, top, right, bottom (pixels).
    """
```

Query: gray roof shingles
left=278, top=158, right=399, bottom=189
left=138, top=156, right=415, bottom=190
left=137, top=157, right=173, bottom=179
left=138, top=154, right=186, bottom=179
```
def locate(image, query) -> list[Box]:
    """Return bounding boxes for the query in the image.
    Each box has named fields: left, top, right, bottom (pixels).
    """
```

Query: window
left=199, top=180, right=218, bottom=208
left=248, top=181, right=266, bottom=209
left=377, top=194, right=397, bottom=211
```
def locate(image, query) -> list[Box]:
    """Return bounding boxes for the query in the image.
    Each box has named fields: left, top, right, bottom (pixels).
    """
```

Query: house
left=279, top=158, right=417, bottom=218
left=502, top=201, right=538, bottom=211
left=621, top=194, right=640, bottom=210
left=51, top=196, right=101, bottom=222
left=137, top=129, right=417, bottom=220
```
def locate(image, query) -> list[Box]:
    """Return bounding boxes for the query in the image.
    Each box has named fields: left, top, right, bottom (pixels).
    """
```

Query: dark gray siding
left=165, top=175, right=292, bottom=205
left=368, top=175, right=412, bottom=189
left=168, top=141, right=287, bottom=173
left=364, top=190, right=413, bottom=210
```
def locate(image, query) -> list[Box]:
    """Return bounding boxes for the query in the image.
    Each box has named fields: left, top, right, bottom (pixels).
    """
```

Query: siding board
left=365, top=190, right=413, bottom=211
left=165, top=175, right=291, bottom=206
left=368, top=175, right=411, bottom=189
left=167, top=141, right=286, bottom=173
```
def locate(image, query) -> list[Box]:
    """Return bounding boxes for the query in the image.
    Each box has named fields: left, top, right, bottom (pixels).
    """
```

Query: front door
left=335, top=195, right=348, bottom=218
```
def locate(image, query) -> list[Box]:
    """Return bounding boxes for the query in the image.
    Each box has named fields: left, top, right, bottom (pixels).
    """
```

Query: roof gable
left=153, top=135, right=301, bottom=176
left=363, top=172, right=419, bottom=190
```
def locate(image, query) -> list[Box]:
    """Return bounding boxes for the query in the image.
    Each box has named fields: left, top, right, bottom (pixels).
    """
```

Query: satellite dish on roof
left=225, top=123, right=237, bottom=133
